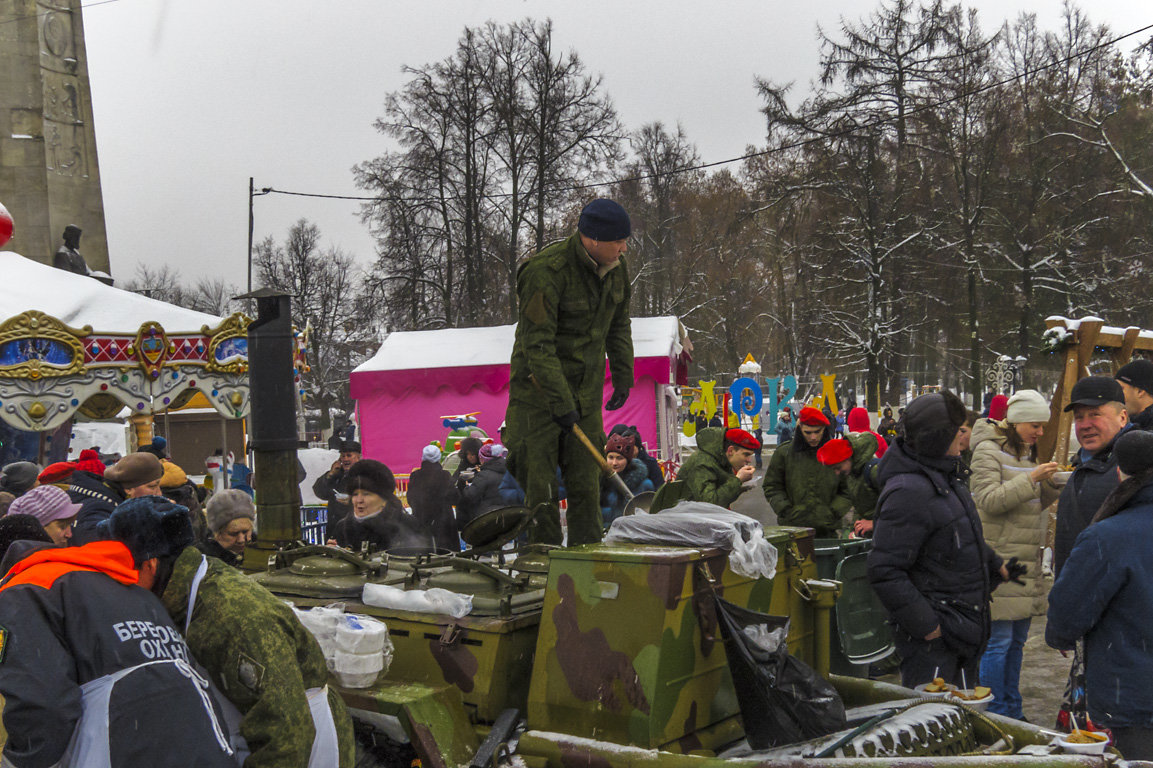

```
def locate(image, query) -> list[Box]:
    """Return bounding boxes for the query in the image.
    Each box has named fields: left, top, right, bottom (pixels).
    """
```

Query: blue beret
left=578, top=199, right=631, bottom=241
left=100, top=496, right=193, bottom=565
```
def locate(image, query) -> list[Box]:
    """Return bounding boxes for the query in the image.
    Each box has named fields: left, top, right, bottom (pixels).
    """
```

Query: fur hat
left=339, top=440, right=362, bottom=454
left=205, top=489, right=256, bottom=534
left=458, top=437, right=483, bottom=458
left=605, top=433, right=637, bottom=460
left=1006, top=390, right=1050, bottom=424
left=817, top=438, right=853, bottom=466
left=75, top=449, right=105, bottom=476
left=104, top=452, right=164, bottom=489
left=0, top=462, right=40, bottom=496
left=345, top=459, right=396, bottom=499
left=38, top=462, right=77, bottom=485
left=798, top=406, right=829, bottom=427
left=577, top=199, right=631, bottom=241
left=422, top=444, right=442, bottom=463
left=900, top=391, right=967, bottom=459
left=101, top=496, right=194, bottom=566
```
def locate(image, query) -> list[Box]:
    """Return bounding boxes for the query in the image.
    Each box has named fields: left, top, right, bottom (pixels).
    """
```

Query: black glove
left=553, top=410, right=580, bottom=432
left=605, top=388, right=629, bottom=411
left=1005, top=556, right=1027, bottom=585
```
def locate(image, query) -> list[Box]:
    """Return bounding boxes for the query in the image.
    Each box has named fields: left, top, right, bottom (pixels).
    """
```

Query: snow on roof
left=0, top=251, right=223, bottom=332
left=1046, top=315, right=1153, bottom=340
left=355, top=316, right=682, bottom=373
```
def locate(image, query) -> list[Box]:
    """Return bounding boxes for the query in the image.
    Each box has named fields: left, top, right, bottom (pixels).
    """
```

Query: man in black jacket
left=868, top=391, right=1009, bottom=688
left=1116, top=360, right=1153, bottom=431
left=1054, top=376, right=1129, bottom=575
left=0, top=539, right=238, bottom=766
left=407, top=445, right=461, bottom=550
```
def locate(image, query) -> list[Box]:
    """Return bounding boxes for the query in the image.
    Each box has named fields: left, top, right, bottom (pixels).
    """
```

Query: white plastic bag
left=604, top=501, right=778, bottom=579
left=362, top=583, right=473, bottom=618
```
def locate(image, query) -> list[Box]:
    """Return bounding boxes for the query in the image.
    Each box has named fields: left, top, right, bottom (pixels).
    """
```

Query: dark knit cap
left=101, top=496, right=193, bottom=566
left=578, top=199, right=631, bottom=241
left=139, top=436, right=168, bottom=458
left=0, top=462, right=40, bottom=496
left=1115, top=429, right=1153, bottom=477
left=1116, top=359, right=1153, bottom=396
left=900, top=390, right=967, bottom=459
left=345, top=459, right=396, bottom=499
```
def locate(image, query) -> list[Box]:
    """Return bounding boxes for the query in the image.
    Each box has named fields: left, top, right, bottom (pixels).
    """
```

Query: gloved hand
left=605, top=388, right=629, bottom=411
left=1005, top=556, right=1027, bottom=585
left=553, top=410, right=580, bottom=432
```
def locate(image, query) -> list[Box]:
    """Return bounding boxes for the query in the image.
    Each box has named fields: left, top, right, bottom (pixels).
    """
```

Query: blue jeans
left=980, top=618, right=1031, bottom=718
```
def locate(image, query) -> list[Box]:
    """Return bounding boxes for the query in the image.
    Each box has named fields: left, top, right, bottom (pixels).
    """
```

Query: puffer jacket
left=1047, top=482, right=1153, bottom=728
left=868, top=438, right=1004, bottom=654
left=762, top=425, right=852, bottom=536
left=678, top=427, right=745, bottom=508
left=970, top=423, right=1060, bottom=621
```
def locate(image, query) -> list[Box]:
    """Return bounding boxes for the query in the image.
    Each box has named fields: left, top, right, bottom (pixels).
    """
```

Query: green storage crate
left=812, top=538, right=894, bottom=677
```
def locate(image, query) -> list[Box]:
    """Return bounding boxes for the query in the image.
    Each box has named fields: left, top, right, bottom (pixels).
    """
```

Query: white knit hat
left=421, top=444, right=442, bottom=463
left=1006, top=389, right=1050, bottom=424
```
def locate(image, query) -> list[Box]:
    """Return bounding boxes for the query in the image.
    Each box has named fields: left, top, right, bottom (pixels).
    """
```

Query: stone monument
left=0, top=0, right=110, bottom=273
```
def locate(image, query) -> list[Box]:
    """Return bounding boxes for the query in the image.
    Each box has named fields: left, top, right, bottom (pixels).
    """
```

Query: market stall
left=350, top=316, right=690, bottom=473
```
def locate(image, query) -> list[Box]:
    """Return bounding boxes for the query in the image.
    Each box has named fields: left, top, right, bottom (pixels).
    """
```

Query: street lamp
left=247, top=178, right=272, bottom=295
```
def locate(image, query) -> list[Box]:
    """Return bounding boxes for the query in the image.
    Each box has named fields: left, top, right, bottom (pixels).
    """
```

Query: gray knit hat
left=0, top=462, right=40, bottom=496
left=1006, top=390, right=1050, bottom=424
left=205, top=489, right=256, bottom=534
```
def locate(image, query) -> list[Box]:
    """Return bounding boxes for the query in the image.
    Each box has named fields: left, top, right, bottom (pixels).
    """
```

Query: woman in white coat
left=970, top=389, right=1060, bottom=719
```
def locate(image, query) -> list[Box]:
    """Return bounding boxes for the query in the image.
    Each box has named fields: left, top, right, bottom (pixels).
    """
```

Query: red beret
left=799, top=406, right=830, bottom=426
left=817, top=439, right=853, bottom=466
left=724, top=428, right=761, bottom=452
left=38, top=461, right=77, bottom=484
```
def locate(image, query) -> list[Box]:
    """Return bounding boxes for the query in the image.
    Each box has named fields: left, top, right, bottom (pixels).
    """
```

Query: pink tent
left=350, top=316, right=689, bottom=474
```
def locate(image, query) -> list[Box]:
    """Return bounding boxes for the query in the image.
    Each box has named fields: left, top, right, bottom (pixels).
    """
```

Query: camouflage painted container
left=287, top=595, right=541, bottom=724
left=526, top=529, right=817, bottom=752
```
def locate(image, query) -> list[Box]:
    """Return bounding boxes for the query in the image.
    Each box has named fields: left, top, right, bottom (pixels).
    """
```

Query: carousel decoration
left=0, top=308, right=250, bottom=432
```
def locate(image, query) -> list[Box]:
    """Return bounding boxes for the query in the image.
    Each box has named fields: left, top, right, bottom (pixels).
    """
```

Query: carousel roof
left=0, top=251, right=221, bottom=331
left=0, top=252, right=250, bottom=431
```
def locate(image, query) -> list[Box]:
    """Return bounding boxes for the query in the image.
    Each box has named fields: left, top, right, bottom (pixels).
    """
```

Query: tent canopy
left=0, top=252, right=250, bottom=431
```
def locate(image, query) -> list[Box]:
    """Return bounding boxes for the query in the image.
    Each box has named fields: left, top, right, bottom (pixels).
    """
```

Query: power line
left=260, top=18, right=1153, bottom=206
left=0, top=0, right=122, bottom=28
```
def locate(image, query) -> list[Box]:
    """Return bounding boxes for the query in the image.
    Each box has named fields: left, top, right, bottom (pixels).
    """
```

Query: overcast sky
left=78, top=0, right=1150, bottom=288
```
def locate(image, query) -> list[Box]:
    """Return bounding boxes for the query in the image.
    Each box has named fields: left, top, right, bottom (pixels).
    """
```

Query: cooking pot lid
left=460, top=505, right=534, bottom=553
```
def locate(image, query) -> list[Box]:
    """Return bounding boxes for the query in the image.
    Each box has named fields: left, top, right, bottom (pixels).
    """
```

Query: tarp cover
left=604, top=503, right=778, bottom=579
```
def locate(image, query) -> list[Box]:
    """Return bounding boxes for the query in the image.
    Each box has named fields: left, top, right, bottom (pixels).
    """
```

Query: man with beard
left=763, top=406, right=852, bottom=537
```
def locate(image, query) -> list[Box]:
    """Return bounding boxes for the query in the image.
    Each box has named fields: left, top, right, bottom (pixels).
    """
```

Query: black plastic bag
left=714, top=595, right=846, bottom=749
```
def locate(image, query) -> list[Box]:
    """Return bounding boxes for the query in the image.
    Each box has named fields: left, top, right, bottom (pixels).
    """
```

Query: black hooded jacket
left=868, top=438, right=1004, bottom=654
left=68, top=470, right=127, bottom=546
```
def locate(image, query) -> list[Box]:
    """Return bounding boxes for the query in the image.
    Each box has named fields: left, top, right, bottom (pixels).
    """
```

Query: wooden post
left=128, top=414, right=153, bottom=453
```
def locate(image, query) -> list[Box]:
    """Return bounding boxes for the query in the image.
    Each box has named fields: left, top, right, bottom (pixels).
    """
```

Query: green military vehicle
left=252, top=508, right=1120, bottom=768
left=243, top=297, right=1123, bottom=767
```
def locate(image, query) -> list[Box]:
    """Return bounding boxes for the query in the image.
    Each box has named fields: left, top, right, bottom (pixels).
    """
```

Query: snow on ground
left=298, top=447, right=338, bottom=505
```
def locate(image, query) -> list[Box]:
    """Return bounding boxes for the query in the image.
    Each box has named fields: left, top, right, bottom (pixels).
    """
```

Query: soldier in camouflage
left=104, top=496, right=355, bottom=768
left=677, top=427, right=760, bottom=508
left=506, top=199, right=634, bottom=546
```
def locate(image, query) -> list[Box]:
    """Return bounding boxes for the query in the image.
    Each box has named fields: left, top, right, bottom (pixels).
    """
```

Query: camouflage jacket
left=509, top=232, right=633, bottom=418
left=845, top=432, right=882, bottom=520
left=162, top=547, right=354, bottom=768
left=678, top=427, right=745, bottom=508
left=762, top=436, right=852, bottom=535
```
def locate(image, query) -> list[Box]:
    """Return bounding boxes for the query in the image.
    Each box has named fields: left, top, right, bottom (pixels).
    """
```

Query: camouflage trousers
left=505, top=400, right=605, bottom=546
